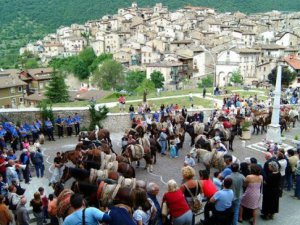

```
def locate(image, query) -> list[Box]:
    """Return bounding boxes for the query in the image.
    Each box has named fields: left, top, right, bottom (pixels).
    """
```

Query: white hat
left=22, top=149, right=28, bottom=152
left=84, top=137, right=90, bottom=141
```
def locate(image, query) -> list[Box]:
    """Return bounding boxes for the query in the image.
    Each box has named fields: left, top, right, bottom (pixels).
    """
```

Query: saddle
left=117, top=176, right=136, bottom=189
left=106, top=161, right=118, bottom=172
left=97, top=181, right=121, bottom=206
left=90, top=168, right=109, bottom=183
left=100, top=152, right=117, bottom=170
left=130, top=144, right=144, bottom=160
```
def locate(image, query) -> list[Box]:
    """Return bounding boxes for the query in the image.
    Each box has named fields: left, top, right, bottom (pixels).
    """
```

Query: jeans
left=232, top=198, right=241, bottom=225
left=160, top=141, right=167, bottom=154
left=35, top=163, right=44, bottom=178
left=173, top=210, right=193, bottom=225
left=285, top=173, right=293, bottom=191
left=50, top=167, right=63, bottom=183
left=33, top=211, right=44, bottom=225
left=295, top=175, right=300, bottom=199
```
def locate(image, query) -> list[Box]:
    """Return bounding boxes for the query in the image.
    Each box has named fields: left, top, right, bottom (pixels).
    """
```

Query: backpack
left=9, top=196, right=17, bottom=210
left=184, top=181, right=202, bottom=213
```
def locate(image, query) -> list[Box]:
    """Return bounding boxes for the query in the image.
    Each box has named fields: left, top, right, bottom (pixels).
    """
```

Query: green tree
left=268, top=66, right=297, bottom=86
left=89, top=103, right=109, bottom=130
left=24, top=58, right=39, bottom=69
left=79, top=47, right=96, bottom=68
left=125, top=70, right=146, bottom=91
left=73, top=59, right=90, bottom=80
left=150, top=71, right=165, bottom=89
left=92, top=59, right=124, bottom=90
left=135, top=79, right=155, bottom=95
left=45, top=72, right=69, bottom=103
left=89, top=53, right=113, bottom=73
left=230, top=70, right=243, bottom=85
left=198, top=74, right=213, bottom=88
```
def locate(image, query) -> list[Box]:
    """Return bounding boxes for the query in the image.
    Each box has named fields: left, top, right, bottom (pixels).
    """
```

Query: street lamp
left=201, top=46, right=216, bottom=95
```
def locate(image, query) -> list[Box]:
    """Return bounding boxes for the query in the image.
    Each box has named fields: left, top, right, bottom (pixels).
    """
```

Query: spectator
left=8, top=185, right=22, bottom=223
left=277, top=150, right=287, bottom=197
left=213, top=171, right=222, bottom=190
left=38, top=187, right=49, bottom=223
left=48, top=194, right=59, bottom=225
left=19, top=149, right=30, bottom=184
left=261, top=161, right=281, bottom=220
left=286, top=149, right=298, bottom=191
left=162, top=179, right=193, bottom=225
left=118, top=95, right=126, bottom=112
left=0, top=151, right=7, bottom=181
left=133, top=188, right=156, bottom=225
left=49, top=152, right=64, bottom=186
left=16, top=197, right=30, bottom=225
left=158, top=129, right=167, bottom=156
left=199, top=169, right=217, bottom=225
left=30, top=192, right=43, bottom=225
left=210, top=177, right=234, bottom=225
left=147, top=182, right=163, bottom=225
left=184, top=154, right=195, bottom=167
left=33, top=148, right=44, bottom=178
left=63, top=193, right=111, bottom=225
left=0, top=174, right=8, bottom=200
left=129, top=104, right=135, bottom=113
left=6, top=160, right=19, bottom=185
left=228, top=163, right=245, bottom=225
left=294, top=149, right=300, bottom=199
left=219, top=154, right=233, bottom=180
left=0, top=194, right=12, bottom=225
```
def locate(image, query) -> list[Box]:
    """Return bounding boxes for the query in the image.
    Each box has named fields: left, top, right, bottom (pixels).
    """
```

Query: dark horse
left=149, top=136, right=161, bottom=164
left=71, top=181, right=99, bottom=206
left=207, top=127, right=236, bottom=151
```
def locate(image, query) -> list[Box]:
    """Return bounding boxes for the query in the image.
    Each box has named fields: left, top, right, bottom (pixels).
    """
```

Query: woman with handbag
left=180, top=166, right=202, bottom=225
left=162, top=179, right=192, bottom=225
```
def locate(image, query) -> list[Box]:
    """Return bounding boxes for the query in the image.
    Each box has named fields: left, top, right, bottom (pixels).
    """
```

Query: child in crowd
left=213, top=171, right=222, bottom=190
left=170, top=141, right=177, bottom=158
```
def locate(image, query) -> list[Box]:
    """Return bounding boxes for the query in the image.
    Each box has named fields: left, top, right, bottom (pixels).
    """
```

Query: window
left=39, top=82, right=44, bottom=89
left=18, top=86, right=23, bottom=92
left=264, top=67, right=266, bottom=72
left=19, top=97, right=24, bottom=103
left=10, top=87, right=15, bottom=94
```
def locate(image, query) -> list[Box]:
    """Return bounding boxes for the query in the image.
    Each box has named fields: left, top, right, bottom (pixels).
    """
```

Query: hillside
left=1, top=0, right=300, bottom=68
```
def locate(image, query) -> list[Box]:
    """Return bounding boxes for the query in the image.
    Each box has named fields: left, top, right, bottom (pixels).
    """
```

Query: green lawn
left=108, top=96, right=214, bottom=113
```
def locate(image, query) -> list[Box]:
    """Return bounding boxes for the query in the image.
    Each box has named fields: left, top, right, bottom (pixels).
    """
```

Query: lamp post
left=201, top=46, right=216, bottom=95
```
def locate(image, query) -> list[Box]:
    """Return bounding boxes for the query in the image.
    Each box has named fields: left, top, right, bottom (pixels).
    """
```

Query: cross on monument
left=266, top=65, right=282, bottom=143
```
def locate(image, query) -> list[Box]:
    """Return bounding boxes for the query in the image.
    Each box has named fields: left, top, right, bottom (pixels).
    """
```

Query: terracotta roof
left=27, top=68, right=53, bottom=81
left=284, top=55, right=300, bottom=70
left=0, top=69, right=26, bottom=89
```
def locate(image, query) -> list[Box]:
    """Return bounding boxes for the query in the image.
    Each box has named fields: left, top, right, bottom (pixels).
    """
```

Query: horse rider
left=214, top=137, right=228, bottom=154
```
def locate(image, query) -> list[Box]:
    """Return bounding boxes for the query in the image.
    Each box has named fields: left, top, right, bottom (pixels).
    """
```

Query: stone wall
left=0, top=107, right=214, bottom=132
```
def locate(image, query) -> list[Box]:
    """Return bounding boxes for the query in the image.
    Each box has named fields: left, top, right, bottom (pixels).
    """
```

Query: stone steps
left=247, top=141, right=294, bottom=153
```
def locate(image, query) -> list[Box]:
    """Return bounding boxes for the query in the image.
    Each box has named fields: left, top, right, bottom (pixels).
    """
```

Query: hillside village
left=1, top=2, right=300, bottom=108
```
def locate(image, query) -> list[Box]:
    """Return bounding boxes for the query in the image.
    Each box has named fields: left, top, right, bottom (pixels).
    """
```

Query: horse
left=78, top=129, right=112, bottom=146
left=122, top=144, right=153, bottom=172
left=185, top=122, right=206, bottom=146
left=194, top=135, right=213, bottom=151
left=61, top=150, right=82, bottom=166
left=149, top=136, right=161, bottom=164
left=60, top=166, right=90, bottom=184
left=97, top=181, right=135, bottom=208
left=71, top=181, right=98, bottom=207
left=192, top=148, right=240, bottom=171
left=75, top=140, right=114, bottom=154
left=207, top=125, right=236, bottom=151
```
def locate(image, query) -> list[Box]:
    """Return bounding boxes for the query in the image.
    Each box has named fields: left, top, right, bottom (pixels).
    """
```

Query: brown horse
left=78, top=129, right=111, bottom=145
left=71, top=181, right=98, bottom=207
left=61, top=150, right=82, bottom=166
left=122, top=144, right=153, bottom=172
left=75, top=141, right=112, bottom=154
left=97, top=181, right=135, bottom=208
left=60, top=166, right=121, bottom=184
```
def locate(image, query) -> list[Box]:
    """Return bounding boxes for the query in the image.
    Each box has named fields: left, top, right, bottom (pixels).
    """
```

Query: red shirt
left=201, top=179, right=217, bottom=198
left=162, top=189, right=190, bottom=218
left=0, top=157, right=6, bottom=174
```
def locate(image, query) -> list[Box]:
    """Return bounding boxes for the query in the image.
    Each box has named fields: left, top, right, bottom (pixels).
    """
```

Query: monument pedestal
left=266, top=124, right=282, bottom=144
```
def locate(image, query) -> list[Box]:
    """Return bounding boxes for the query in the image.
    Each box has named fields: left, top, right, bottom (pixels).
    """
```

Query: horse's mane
left=68, top=167, right=90, bottom=179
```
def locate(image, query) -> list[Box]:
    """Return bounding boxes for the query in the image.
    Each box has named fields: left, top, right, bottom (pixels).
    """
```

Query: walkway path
left=95, top=93, right=223, bottom=109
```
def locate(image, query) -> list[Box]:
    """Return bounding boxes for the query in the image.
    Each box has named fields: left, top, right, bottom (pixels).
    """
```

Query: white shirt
left=278, top=158, right=287, bottom=176
left=184, top=156, right=195, bottom=167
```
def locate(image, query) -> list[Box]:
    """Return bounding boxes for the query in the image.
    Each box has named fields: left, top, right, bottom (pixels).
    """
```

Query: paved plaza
left=21, top=122, right=300, bottom=225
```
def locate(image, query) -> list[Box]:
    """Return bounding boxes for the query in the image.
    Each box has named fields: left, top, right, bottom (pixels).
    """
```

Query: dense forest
left=1, top=0, right=300, bottom=68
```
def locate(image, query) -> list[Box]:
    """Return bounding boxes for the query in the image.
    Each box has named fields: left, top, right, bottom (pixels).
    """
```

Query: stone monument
left=266, top=65, right=282, bottom=143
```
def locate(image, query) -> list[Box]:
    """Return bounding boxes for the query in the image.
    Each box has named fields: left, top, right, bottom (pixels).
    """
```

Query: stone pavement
left=18, top=122, right=300, bottom=225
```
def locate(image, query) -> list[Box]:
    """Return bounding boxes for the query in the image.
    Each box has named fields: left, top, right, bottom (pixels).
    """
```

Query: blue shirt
left=153, top=112, right=159, bottom=122
left=0, top=129, right=6, bottom=138
left=63, top=207, right=105, bottom=225
left=108, top=206, right=136, bottom=225
left=45, top=120, right=53, bottom=128
left=19, top=127, right=28, bottom=137
left=74, top=115, right=81, bottom=123
left=66, top=118, right=73, bottom=126
left=9, top=127, right=18, bottom=137
left=213, top=189, right=234, bottom=212
left=35, top=121, right=42, bottom=129
left=221, top=166, right=232, bottom=178
left=30, top=125, right=38, bottom=133
left=56, top=118, right=62, bottom=124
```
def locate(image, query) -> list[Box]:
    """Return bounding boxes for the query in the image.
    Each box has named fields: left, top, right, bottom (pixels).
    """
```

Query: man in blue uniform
left=0, top=125, right=7, bottom=150
left=65, top=116, right=74, bottom=137
left=73, top=113, right=81, bottom=136
left=55, top=115, right=64, bottom=138
left=45, top=118, right=55, bottom=141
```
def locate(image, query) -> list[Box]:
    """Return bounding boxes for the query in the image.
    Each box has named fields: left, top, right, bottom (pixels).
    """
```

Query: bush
left=241, top=121, right=252, bottom=131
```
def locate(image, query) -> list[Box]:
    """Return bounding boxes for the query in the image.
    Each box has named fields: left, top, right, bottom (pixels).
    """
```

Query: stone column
left=266, top=65, right=282, bottom=143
